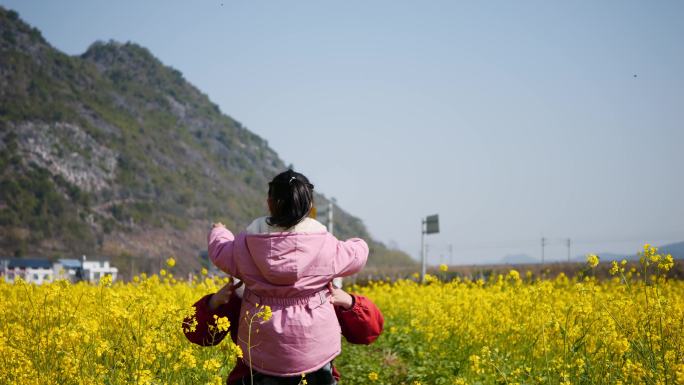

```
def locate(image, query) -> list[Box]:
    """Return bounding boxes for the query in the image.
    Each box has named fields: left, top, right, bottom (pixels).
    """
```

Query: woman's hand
left=208, top=280, right=243, bottom=311
left=329, top=283, right=354, bottom=310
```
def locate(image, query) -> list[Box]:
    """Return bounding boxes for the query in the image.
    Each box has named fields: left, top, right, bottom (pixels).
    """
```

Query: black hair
left=266, top=169, right=315, bottom=229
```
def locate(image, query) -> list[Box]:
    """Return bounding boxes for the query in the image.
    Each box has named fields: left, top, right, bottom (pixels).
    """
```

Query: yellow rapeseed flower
left=609, top=261, right=620, bottom=275
left=586, top=254, right=599, bottom=268
left=675, top=363, right=684, bottom=384
left=658, top=254, right=674, bottom=272
left=202, top=358, right=221, bottom=372
left=99, top=274, right=113, bottom=287
left=258, top=305, right=272, bottom=323
left=216, top=316, right=230, bottom=332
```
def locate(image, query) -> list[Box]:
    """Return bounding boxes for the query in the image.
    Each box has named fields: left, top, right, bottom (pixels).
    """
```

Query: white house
left=1, top=259, right=54, bottom=284
left=52, top=259, right=83, bottom=282
left=81, top=256, right=118, bottom=283
left=1, top=257, right=119, bottom=284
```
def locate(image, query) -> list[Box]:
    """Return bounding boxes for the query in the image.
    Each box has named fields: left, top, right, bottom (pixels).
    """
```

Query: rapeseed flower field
left=0, top=270, right=242, bottom=385
left=1, top=245, right=682, bottom=385
left=339, top=245, right=683, bottom=385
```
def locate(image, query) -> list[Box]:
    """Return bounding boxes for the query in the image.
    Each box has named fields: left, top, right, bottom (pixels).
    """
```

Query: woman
left=183, top=281, right=384, bottom=384
left=207, top=169, right=369, bottom=378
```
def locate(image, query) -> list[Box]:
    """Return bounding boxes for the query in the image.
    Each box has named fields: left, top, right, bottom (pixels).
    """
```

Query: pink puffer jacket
left=208, top=223, right=368, bottom=376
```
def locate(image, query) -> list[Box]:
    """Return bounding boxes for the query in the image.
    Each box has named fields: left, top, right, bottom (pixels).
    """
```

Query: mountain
left=567, top=241, right=684, bottom=263
left=0, top=7, right=415, bottom=276
left=658, top=241, right=684, bottom=259
left=571, top=252, right=627, bottom=263
left=495, top=241, right=684, bottom=266
left=500, top=254, right=537, bottom=265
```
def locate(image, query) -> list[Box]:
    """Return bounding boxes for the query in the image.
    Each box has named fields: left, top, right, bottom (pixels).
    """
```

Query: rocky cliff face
left=11, top=121, right=118, bottom=192
left=0, top=7, right=415, bottom=276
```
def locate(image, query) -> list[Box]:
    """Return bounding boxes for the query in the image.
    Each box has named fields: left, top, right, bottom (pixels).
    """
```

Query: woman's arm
left=183, top=283, right=242, bottom=346
left=332, top=288, right=384, bottom=345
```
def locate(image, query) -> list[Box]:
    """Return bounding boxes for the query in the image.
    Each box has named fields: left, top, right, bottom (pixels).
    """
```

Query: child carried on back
left=208, top=169, right=368, bottom=379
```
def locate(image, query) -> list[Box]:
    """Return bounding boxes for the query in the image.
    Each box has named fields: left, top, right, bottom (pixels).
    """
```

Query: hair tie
left=288, top=176, right=296, bottom=185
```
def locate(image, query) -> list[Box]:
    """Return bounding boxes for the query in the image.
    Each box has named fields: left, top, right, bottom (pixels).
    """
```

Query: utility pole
left=420, top=219, right=425, bottom=282
left=566, top=238, right=571, bottom=262
left=541, top=237, right=546, bottom=265
left=420, top=214, right=439, bottom=283
left=327, top=198, right=335, bottom=235
left=421, top=218, right=426, bottom=281
left=426, top=244, right=430, bottom=266
left=329, top=198, right=343, bottom=288
left=448, top=244, right=453, bottom=266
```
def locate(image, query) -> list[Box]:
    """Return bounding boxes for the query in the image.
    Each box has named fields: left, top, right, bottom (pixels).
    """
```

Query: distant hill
left=571, top=252, right=627, bottom=263
left=500, top=254, right=537, bottom=265
left=0, top=7, right=415, bottom=276
left=492, top=241, right=684, bottom=266
left=563, top=241, right=684, bottom=263
left=659, top=241, right=684, bottom=259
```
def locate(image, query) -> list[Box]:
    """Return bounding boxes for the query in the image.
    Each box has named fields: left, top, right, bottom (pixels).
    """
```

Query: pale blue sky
left=3, top=0, right=683, bottom=264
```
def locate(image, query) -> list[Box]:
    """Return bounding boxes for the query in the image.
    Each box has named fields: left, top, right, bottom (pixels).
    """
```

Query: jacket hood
left=244, top=232, right=330, bottom=285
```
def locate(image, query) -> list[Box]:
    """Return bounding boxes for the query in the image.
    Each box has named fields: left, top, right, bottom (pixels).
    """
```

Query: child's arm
left=333, top=237, right=369, bottom=277
left=208, top=224, right=238, bottom=275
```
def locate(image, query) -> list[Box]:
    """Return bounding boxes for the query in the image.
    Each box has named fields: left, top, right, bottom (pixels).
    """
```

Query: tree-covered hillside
left=0, top=7, right=415, bottom=276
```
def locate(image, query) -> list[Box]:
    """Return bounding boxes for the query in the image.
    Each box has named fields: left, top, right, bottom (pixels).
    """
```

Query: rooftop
left=4, top=258, right=52, bottom=269
left=57, top=259, right=82, bottom=269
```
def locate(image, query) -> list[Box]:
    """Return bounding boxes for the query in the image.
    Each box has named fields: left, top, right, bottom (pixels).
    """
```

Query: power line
left=442, top=237, right=679, bottom=250
left=424, top=237, right=681, bottom=256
